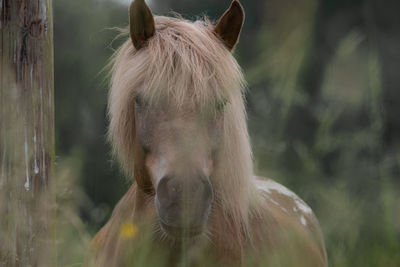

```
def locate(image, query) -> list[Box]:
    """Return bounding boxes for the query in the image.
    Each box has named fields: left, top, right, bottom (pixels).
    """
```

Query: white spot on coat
left=255, top=178, right=313, bottom=215
left=300, top=215, right=307, bottom=226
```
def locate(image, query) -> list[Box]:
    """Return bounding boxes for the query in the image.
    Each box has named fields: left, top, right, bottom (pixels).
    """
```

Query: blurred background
left=54, top=0, right=400, bottom=266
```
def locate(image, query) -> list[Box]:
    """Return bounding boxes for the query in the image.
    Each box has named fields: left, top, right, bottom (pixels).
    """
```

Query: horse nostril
left=157, top=176, right=180, bottom=205
left=157, top=174, right=213, bottom=205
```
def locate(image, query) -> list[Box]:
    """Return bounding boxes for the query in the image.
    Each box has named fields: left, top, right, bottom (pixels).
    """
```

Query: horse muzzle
left=155, top=173, right=214, bottom=238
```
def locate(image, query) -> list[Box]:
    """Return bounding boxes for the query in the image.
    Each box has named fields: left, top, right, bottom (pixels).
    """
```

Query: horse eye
left=216, top=99, right=228, bottom=112
left=134, top=95, right=146, bottom=107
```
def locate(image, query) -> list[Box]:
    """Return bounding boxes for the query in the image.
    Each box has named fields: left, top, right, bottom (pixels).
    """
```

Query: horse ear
left=214, top=0, right=245, bottom=51
left=129, top=0, right=155, bottom=50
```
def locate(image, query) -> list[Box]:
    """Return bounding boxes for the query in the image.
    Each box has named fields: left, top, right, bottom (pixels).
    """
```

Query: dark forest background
left=53, top=0, right=400, bottom=266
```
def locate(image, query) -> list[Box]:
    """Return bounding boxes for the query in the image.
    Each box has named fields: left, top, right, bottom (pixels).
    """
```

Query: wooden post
left=0, top=0, right=55, bottom=266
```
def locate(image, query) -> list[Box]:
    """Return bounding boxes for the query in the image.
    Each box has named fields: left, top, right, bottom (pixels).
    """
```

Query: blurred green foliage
left=54, top=0, right=128, bottom=230
left=54, top=0, right=400, bottom=266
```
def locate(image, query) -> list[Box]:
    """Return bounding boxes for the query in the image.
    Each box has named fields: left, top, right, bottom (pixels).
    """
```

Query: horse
left=89, top=0, right=328, bottom=266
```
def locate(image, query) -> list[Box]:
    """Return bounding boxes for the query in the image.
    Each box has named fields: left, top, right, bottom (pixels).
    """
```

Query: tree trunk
left=0, top=0, right=55, bottom=266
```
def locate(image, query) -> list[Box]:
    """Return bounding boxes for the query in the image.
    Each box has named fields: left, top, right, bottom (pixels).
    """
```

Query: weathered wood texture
left=0, top=0, right=55, bottom=266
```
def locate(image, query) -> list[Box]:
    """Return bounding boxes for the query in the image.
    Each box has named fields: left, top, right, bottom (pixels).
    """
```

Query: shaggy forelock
left=111, top=16, right=245, bottom=107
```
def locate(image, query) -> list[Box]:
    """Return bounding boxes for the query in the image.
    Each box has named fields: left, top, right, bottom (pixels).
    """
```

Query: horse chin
left=159, top=221, right=204, bottom=239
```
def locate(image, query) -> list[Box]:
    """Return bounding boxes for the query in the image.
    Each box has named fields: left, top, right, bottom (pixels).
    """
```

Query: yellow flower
left=119, top=222, right=138, bottom=240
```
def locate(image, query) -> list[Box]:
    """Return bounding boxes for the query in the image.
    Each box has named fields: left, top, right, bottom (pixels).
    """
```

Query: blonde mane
left=108, top=16, right=258, bottom=250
